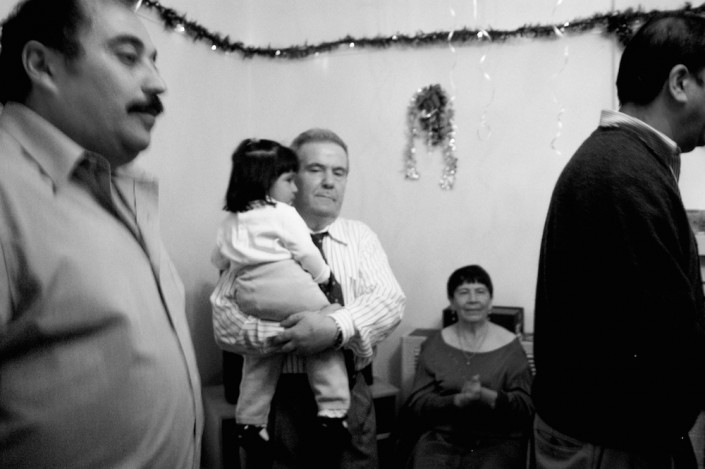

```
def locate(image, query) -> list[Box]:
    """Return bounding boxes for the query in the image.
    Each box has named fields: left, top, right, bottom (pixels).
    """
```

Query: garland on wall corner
left=404, top=84, right=457, bottom=190
left=141, top=0, right=705, bottom=60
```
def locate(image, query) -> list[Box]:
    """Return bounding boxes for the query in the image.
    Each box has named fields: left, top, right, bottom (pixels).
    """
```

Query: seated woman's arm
left=482, top=349, right=533, bottom=422
left=406, top=356, right=458, bottom=426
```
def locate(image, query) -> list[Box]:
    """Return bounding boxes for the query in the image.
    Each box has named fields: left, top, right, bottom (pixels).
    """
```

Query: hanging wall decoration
left=139, top=1, right=705, bottom=60
left=404, top=84, right=457, bottom=190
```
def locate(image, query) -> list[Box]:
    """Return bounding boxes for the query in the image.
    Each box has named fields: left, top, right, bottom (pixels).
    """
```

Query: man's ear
left=666, top=64, right=691, bottom=104
left=22, top=40, right=60, bottom=94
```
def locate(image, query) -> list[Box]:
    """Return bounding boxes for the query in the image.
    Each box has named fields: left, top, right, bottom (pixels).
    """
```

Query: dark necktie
left=310, top=232, right=345, bottom=306
left=310, top=232, right=357, bottom=387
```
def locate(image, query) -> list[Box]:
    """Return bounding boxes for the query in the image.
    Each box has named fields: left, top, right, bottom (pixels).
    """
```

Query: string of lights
left=142, top=0, right=705, bottom=60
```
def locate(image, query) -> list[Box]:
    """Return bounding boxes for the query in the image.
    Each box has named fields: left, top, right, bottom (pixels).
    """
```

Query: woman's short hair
left=447, top=265, right=493, bottom=299
left=224, top=138, right=299, bottom=213
left=617, top=12, right=705, bottom=106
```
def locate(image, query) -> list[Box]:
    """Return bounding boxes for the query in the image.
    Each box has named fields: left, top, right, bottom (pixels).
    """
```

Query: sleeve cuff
left=494, top=390, right=508, bottom=410
left=328, top=309, right=354, bottom=347
left=311, top=265, right=331, bottom=284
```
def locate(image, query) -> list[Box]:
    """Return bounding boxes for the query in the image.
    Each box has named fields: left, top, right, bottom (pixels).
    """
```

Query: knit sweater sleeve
left=405, top=334, right=458, bottom=425
left=490, top=341, right=534, bottom=427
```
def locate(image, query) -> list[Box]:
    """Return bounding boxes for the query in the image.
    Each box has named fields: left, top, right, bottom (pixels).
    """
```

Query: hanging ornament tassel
left=404, top=84, right=457, bottom=189
left=549, top=9, right=570, bottom=156
left=404, top=110, right=421, bottom=181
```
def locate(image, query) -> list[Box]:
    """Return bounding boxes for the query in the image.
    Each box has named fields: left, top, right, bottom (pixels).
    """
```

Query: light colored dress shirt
left=0, top=103, right=203, bottom=468
left=213, top=216, right=405, bottom=373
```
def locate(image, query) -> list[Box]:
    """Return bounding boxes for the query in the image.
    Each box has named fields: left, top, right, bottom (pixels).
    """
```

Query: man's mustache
left=127, top=96, right=164, bottom=116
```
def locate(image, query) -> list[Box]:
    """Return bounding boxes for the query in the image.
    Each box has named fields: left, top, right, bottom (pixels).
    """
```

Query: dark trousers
left=407, top=430, right=526, bottom=469
left=533, top=413, right=696, bottom=469
left=241, top=372, right=378, bottom=469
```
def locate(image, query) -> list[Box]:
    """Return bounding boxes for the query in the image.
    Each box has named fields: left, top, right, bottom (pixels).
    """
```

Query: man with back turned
left=533, top=12, right=705, bottom=469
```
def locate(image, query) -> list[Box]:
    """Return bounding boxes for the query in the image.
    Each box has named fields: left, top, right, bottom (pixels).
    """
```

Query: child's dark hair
left=224, top=138, right=299, bottom=213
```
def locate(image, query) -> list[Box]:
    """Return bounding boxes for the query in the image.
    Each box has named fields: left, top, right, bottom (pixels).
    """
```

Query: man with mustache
left=0, top=0, right=203, bottom=467
left=214, top=128, right=406, bottom=468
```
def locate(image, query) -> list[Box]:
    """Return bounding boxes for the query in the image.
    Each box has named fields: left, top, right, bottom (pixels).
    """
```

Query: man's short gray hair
left=290, top=128, right=348, bottom=155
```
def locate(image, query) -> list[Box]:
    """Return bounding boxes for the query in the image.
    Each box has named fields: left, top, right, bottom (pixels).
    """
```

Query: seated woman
left=398, top=265, right=533, bottom=469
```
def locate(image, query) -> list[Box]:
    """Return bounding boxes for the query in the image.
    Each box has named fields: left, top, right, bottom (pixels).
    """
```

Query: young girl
left=210, top=138, right=350, bottom=442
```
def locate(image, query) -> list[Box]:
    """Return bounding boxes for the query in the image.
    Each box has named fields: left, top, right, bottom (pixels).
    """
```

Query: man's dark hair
left=447, top=265, right=494, bottom=299
left=0, top=0, right=134, bottom=104
left=617, top=12, right=705, bottom=106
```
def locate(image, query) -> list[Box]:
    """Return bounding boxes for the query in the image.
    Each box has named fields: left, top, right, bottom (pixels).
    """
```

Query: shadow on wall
left=187, top=281, right=223, bottom=386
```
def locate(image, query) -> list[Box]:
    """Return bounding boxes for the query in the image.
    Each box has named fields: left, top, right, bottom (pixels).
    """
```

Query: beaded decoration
left=404, top=84, right=457, bottom=190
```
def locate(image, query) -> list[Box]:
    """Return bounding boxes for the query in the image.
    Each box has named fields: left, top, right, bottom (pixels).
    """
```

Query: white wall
left=2, top=0, right=703, bottom=388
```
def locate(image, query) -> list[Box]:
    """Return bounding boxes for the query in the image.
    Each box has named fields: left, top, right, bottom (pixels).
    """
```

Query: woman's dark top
left=398, top=330, right=533, bottom=468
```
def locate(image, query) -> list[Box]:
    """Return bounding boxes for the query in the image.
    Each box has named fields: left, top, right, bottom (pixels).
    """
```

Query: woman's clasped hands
left=454, top=374, right=482, bottom=407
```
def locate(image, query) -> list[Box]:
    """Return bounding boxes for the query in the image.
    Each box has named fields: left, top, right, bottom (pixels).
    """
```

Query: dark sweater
left=407, top=332, right=533, bottom=439
left=532, top=124, right=705, bottom=450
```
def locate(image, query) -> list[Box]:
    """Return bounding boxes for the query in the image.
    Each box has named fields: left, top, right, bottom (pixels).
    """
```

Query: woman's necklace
left=455, top=323, right=488, bottom=367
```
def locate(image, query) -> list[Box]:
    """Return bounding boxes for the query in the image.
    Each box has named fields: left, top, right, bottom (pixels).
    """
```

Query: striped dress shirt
left=212, top=217, right=405, bottom=372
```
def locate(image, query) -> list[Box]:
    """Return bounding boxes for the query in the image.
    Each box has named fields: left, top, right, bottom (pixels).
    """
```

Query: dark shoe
left=236, top=424, right=272, bottom=469
left=318, top=416, right=351, bottom=446
left=236, top=424, right=270, bottom=453
left=316, top=417, right=350, bottom=468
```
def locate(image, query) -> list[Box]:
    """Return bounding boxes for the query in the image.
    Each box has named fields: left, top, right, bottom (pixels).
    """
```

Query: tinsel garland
left=141, top=0, right=705, bottom=60
left=404, top=84, right=457, bottom=190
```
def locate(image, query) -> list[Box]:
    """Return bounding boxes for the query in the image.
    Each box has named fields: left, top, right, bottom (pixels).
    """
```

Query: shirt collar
left=312, top=217, right=349, bottom=247
left=599, top=109, right=681, bottom=179
left=0, top=102, right=153, bottom=187
left=0, top=102, right=86, bottom=188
